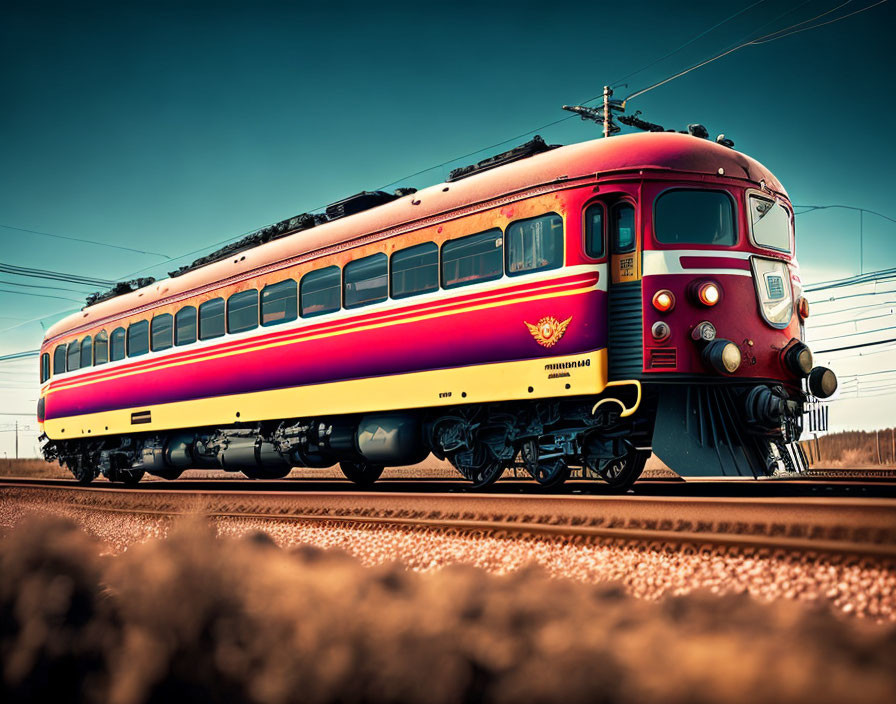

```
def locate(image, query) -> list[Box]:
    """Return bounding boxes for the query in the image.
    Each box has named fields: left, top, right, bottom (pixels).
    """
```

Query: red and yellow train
left=37, top=132, right=837, bottom=487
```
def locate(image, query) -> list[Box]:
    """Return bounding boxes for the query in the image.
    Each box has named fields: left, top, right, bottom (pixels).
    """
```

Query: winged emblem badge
left=525, top=316, right=572, bottom=348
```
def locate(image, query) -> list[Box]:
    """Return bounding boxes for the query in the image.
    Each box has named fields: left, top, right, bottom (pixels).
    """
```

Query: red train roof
left=45, top=132, right=785, bottom=341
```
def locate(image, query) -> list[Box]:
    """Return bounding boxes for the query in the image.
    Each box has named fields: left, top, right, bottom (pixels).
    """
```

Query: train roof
left=45, top=132, right=785, bottom=342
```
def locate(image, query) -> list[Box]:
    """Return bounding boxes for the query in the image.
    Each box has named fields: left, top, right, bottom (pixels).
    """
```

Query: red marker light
left=696, top=281, right=721, bottom=306
left=798, top=297, right=810, bottom=319
left=652, top=290, right=675, bottom=313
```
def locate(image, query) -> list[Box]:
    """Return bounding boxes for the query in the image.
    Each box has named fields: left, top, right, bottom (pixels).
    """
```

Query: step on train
left=37, top=131, right=838, bottom=488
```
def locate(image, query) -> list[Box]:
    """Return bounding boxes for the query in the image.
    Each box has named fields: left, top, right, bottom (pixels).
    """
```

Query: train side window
left=584, top=203, right=605, bottom=258
left=94, top=330, right=108, bottom=365
left=610, top=203, right=636, bottom=254
left=199, top=298, right=225, bottom=340
left=40, top=353, right=50, bottom=382
left=261, top=280, right=298, bottom=326
left=227, top=290, right=259, bottom=333
left=441, top=229, right=503, bottom=289
left=53, top=345, right=66, bottom=375
left=344, top=253, right=387, bottom=309
left=300, top=266, right=341, bottom=318
left=391, top=242, right=438, bottom=299
left=110, top=328, right=126, bottom=361
left=127, top=320, right=149, bottom=357
left=175, top=306, right=198, bottom=345
left=506, top=213, right=563, bottom=276
left=66, top=340, right=80, bottom=371
left=151, top=313, right=174, bottom=351
left=80, top=336, right=93, bottom=368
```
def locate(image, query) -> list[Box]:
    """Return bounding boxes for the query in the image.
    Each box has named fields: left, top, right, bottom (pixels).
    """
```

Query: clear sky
left=2, top=0, right=895, bottom=455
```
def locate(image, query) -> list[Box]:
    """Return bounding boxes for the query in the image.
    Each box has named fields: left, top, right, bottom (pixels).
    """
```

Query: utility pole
left=602, top=86, right=612, bottom=139
left=859, top=209, right=864, bottom=275
left=15, top=420, right=18, bottom=460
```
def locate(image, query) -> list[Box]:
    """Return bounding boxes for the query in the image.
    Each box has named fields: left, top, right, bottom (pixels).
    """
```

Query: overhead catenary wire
left=621, top=1, right=889, bottom=104
left=0, top=262, right=114, bottom=288
left=0, top=224, right=168, bottom=258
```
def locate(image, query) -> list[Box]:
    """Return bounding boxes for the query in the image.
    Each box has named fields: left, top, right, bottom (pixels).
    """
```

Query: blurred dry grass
left=1, top=514, right=895, bottom=704
left=804, top=428, right=896, bottom=468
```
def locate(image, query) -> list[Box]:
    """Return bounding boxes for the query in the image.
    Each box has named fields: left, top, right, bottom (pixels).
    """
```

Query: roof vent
left=325, top=191, right=400, bottom=221
left=447, top=135, right=560, bottom=182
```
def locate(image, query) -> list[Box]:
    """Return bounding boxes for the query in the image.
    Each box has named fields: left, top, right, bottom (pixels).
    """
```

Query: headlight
left=751, top=257, right=793, bottom=328
left=695, top=281, right=721, bottom=306
left=704, top=339, right=742, bottom=374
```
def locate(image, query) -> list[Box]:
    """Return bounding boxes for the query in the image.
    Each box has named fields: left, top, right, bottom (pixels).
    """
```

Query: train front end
left=635, top=166, right=837, bottom=477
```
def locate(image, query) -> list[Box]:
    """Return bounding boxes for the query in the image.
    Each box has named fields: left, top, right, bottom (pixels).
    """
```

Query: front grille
left=608, top=281, right=644, bottom=379
left=648, top=347, right=677, bottom=369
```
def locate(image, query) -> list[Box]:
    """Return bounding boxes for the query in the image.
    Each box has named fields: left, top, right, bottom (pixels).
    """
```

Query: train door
left=607, top=200, right=644, bottom=379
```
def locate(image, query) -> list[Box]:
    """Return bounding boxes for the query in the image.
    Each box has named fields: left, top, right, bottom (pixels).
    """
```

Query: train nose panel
left=651, top=384, right=805, bottom=477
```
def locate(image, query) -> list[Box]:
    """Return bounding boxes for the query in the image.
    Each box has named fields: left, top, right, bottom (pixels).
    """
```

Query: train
left=36, top=131, right=837, bottom=488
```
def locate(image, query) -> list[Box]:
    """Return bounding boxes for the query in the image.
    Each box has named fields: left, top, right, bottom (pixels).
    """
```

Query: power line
left=0, top=288, right=84, bottom=303
left=622, top=1, right=888, bottom=104
left=608, top=0, right=770, bottom=88
left=0, top=224, right=169, bottom=258
left=0, top=278, right=93, bottom=294
left=817, top=337, right=896, bottom=354
left=0, top=350, right=39, bottom=363
left=0, top=262, right=114, bottom=287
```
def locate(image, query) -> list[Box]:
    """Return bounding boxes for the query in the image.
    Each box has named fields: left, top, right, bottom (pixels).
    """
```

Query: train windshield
left=655, top=189, right=736, bottom=246
left=749, top=195, right=792, bottom=252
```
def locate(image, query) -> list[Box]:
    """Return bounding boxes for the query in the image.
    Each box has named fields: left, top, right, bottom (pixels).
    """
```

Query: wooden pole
left=877, top=430, right=882, bottom=465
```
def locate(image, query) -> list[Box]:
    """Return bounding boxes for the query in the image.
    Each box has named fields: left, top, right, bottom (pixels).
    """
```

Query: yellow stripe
left=43, top=350, right=608, bottom=439
left=48, top=282, right=597, bottom=394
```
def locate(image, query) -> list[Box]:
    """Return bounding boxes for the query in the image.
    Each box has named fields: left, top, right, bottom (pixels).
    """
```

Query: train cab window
left=66, top=340, right=80, bottom=371
left=127, top=320, right=149, bottom=357
left=80, top=336, right=93, bottom=368
left=40, top=353, right=50, bottom=383
left=610, top=204, right=636, bottom=254
left=261, top=280, right=298, bottom=326
left=749, top=194, right=792, bottom=252
left=584, top=203, right=605, bottom=258
left=506, top=213, right=563, bottom=276
left=344, top=253, right=387, bottom=309
left=228, top=290, right=259, bottom=333
left=391, top=242, right=438, bottom=299
left=151, top=313, right=174, bottom=351
left=441, top=229, right=503, bottom=289
left=175, top=306, right=198, bottom=345
left=53, top=345, right=66, bottom=375
left=94, top=331, right=108, bottom=365
left=655, top=190, right=735, bottom=246
left=199, top=298, right=225, bottom=340
left=110, top=327, right=126, bottom=361
left=300, top=267, right=341, bottom=318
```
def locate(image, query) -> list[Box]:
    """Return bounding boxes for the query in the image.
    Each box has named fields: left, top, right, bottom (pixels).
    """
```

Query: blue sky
left=2, top=0, right=894, bottom=451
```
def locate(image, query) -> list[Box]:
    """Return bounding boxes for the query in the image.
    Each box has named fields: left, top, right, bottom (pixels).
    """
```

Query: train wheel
left=120, top=470, right=145, bottom=487
left=71, top=456, right=95, bottom=485
left=589, top=444, right=648, bottom=491
left=448, top=447, right=506, bottom=489
left=339, top=460, right=384, bottom=488
left=521, top=439, right=570, bottom=488
left=242, top=466, right=292, bottom=480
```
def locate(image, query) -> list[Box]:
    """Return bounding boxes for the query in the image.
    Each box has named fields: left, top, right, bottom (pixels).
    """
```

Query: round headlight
left=703, top=339, right=741, bottom=374
left=808, top=366, right=838, bottom=399
left=652, top=290, right=675, bottom=313
left=696, top=281, right=721, bottom=306
left=651, top=321, right=671, bottom=342
left=784, top=342, right=813, bottom=377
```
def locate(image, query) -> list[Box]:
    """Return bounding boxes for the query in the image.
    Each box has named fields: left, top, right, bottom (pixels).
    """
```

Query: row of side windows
left=46, top=211, right=567, bottom=376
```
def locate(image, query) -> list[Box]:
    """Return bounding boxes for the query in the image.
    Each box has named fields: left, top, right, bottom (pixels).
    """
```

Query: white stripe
left=642, top=250, right=752, bottom=277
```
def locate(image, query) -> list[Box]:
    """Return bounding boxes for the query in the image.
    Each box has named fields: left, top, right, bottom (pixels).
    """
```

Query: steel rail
left=2, top=479, right=895, bottom=560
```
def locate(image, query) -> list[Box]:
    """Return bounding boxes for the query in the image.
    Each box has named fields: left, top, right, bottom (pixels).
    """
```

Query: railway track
left=2, top=477, right=895, bottom=560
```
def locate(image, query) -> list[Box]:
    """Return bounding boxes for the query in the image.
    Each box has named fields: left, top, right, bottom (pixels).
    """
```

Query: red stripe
left=48, top=272, right=599, bottom=390
left=679, top=256, right=750, bottom=271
